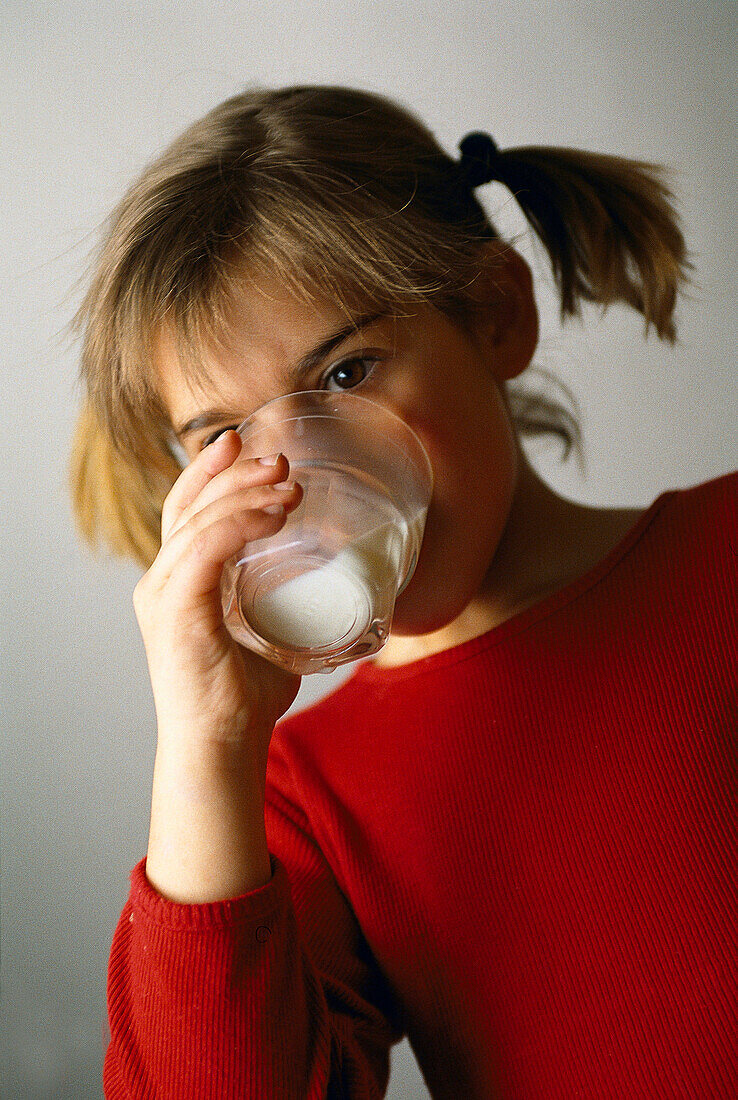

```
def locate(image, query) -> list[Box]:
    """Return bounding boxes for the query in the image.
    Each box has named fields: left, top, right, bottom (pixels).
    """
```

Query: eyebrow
left=173, top=310, right=387, bottom=439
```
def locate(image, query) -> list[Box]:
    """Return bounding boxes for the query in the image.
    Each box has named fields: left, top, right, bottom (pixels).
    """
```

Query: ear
left=465, top=241, right=539, bottom=382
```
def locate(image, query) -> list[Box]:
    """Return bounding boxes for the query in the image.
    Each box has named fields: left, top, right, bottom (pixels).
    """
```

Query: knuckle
left=160, top=498, right=174, bottom=530
left=132, top=577, right=153, bottom=622
left=160, top=487, right=183, bottom=533
left=163, top=470, right=186, bottom=508
left=190, top=526, right=212, bottom=562
left=133, top=575, right=148, bottom=605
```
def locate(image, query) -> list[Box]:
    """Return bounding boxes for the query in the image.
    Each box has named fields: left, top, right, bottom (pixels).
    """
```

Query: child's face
left=156, top=272, right=525, bottom=636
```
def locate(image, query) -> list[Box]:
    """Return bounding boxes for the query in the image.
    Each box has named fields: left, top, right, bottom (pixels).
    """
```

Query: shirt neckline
left=352, top=488, right=675, bottom=684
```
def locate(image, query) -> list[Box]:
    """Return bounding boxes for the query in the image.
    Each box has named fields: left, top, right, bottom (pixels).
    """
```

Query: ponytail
left=69, top=401, right=178, bottom=569
left=460, top=136, right=691, bottom=342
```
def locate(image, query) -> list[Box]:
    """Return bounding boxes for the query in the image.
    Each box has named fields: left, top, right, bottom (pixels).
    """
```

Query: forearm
left=129, top=439, right=301, bottom=904
left=146, top=735, right=273, bottom=904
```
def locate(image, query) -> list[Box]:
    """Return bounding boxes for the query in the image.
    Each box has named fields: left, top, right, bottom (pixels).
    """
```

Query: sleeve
left=102, top=733, right=405, bottom=1100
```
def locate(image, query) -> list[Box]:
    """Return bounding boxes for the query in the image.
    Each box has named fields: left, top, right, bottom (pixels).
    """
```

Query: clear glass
left=220, top=391, right=433, bottom=674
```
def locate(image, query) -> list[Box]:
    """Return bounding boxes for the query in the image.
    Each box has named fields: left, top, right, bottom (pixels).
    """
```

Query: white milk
left=249, top=519, right=406, bottom=650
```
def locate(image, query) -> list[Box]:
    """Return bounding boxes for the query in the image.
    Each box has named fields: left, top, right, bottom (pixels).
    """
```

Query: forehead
left=154, top=275, right=375, bottom=426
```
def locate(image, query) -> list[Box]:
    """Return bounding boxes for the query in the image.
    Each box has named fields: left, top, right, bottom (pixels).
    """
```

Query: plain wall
left=2, top=1, right=736, bottom=1095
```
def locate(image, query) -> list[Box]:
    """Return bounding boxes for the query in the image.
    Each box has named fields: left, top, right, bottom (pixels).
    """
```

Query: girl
left=71, top=85, right=735, bottom=1098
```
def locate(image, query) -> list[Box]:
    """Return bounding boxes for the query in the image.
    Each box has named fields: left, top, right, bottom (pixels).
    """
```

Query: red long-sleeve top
left=104, top=470, right=737, bottom=1099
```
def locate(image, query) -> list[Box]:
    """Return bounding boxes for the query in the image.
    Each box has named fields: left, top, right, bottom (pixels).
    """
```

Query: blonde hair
left=70, top=84, right=691, bottom=569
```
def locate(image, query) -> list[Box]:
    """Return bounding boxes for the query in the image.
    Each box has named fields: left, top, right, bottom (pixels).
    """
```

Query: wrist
left=153, top=710, right=274, bottom=778
left=146, top=734, right=273, bottom=904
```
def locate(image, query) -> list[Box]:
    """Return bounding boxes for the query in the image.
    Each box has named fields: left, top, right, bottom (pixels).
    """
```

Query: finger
left=165, top=449, right=294, bottom=543
left=166, top=502, right=289, bottom=604
left=152, top=480, right=302, bottom=586
left=161, top=431, right=289, bottom=538
left=161, top=430, right=243, bottom=540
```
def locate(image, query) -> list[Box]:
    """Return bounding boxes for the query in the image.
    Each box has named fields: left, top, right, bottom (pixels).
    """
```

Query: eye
left=201, top=425, right=239, bottom=449
left=323, top=356, right=378, bottom=392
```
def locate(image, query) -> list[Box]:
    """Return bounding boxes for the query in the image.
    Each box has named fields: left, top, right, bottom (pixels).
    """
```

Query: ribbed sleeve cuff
left=129, top=855, right=290, bottom=930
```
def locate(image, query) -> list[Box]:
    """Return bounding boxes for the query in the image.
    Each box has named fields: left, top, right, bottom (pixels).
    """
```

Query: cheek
left=421, top=381, right=516, bottom=530
left=393, top=388, right=518, bottom=632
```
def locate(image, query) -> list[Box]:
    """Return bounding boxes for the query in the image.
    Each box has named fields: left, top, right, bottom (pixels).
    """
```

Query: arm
left=104, top=432, right=402, bottom=1097
left=103, top=751, right=404, bottom=1098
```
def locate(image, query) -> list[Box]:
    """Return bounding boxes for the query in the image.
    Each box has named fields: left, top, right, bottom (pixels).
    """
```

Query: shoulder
left=636, top=469, right=737, bottom=618
left=668, top=467, right=736, bottom=506
left=657, top=469, right=736, bottom=544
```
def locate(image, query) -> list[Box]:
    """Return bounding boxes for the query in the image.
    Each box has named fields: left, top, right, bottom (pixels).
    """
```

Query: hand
left=134, top=429, right=303, bottom=763
left=133, top=430, right=304, bottom=901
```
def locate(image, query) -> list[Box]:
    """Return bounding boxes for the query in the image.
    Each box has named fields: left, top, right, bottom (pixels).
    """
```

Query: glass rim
left=236, top=389, right=434, bottom=488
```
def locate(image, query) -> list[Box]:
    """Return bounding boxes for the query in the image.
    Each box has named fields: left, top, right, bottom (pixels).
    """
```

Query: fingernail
left=207, top=430, right=233, bottom=448
left=262, top=503, right=284, bottom=515
left=258, top=453, right=282, bottom=466
left=274, top=480, right=296, bottom=492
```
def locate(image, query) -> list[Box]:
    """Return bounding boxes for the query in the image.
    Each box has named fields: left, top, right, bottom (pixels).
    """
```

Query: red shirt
left=105, top=470, right=737, bottom=1098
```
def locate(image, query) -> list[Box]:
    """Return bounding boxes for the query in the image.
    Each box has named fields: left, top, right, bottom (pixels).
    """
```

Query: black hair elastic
left=457, top=132, right=502, bottom=188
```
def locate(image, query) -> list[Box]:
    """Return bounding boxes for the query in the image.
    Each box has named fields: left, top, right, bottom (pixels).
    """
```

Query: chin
left=389, top=507, right=505, bottom=637
left=389, top=574, right=478, bottom=638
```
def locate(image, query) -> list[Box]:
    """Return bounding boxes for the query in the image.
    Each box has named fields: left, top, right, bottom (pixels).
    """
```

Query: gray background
left=2, top=1, right=736, bottom=1096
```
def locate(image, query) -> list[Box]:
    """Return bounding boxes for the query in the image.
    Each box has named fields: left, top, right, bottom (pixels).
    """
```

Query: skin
left=140, top=243, right=644, bottom=901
